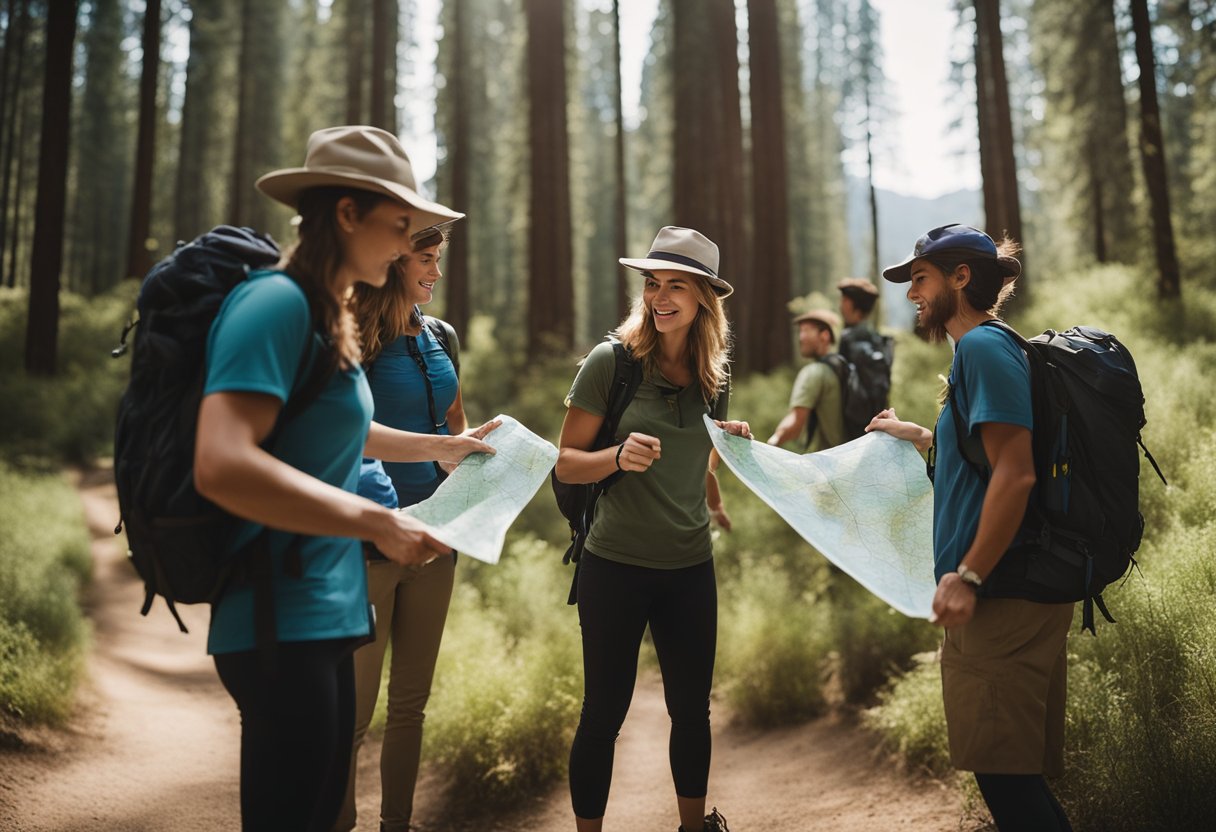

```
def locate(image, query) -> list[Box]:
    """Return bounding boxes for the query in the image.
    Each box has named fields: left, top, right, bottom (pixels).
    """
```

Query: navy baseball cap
left=882, top=223, right=1021, bottom=284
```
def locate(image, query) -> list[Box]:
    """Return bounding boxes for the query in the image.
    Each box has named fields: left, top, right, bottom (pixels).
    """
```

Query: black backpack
left=551, top=341, right=644, bottom=603
left=813, top=353, right=879, bottom=443
left=839, top=327, right=894, bottom=425
left=942, top=320, right=1167, bottom=633
left=111, top=226, right=333, bottom=634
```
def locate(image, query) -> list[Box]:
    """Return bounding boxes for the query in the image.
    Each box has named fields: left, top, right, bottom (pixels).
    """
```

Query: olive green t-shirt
left=790, top=360, right=844, bottom=452
left=564, top=341, right=728, bottom=569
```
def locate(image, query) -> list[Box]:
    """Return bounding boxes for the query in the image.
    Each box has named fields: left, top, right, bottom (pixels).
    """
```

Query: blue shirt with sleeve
left=931, top=324, right=1033, bottom=581
left=364, top=324, right=459, bottom=508
left=203, top=270, right=374, bottom=654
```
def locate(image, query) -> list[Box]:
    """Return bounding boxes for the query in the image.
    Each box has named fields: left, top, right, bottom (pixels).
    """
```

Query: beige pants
left=333, top=554, right=455, bottom=832
left=941, top=597, right=1074, bottom=776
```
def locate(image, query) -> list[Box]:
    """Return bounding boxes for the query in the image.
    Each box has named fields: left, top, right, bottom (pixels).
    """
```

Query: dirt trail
left=0, top=469, right=974, bottom=832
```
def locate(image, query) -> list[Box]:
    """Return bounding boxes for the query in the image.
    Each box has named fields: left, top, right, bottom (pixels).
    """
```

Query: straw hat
left=792, top=309, right=841, bottom=342
left=256, top=126, right=464, bottom=233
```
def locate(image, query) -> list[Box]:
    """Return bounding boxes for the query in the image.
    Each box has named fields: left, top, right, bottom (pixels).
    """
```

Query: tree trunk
left=126, top=0, right=162, bottom=281
left=229, top=0, right=255, bottom=226
left=747, top=0, right=791, bottom=371
left=524, top=0, right=573, bottom=356
left=1129, top=0, right=1181, bottom=298
left=370, top=0, right=392, bottom=129
left=973, top=0, right=1024, bottom=284
left=612, top=0, right=628, bottom=321
left=346, top=0, right=367, bottom=124
left=6, top=66, right=29, bottom=288
left=445, top=0, right=470, bottom=339
left=0, top=0, right=29, bottom=286
left=175, top=0, right=228, bottom=243
left=25, top=0, right=79, bottom=375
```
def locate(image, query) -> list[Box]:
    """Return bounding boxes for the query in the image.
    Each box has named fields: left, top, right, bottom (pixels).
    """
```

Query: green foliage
left=0, top=284, right=137, bottom=464
left=863, top=654, right=950, bottom=776
left=716, top=554, right=831, bottom=726
left=866, top=265, right=1216, bottom=830
left=422, top=536, right=582, bottom=805
left=0, top=463, right=92, bottom=725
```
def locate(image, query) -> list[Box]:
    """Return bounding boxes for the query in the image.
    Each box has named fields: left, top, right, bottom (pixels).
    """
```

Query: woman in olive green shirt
left=555, top=227, right=750, bottom=832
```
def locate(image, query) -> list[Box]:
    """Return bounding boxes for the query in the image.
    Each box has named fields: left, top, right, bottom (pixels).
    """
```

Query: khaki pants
left=332, top=554, right=455, bottom=832
left=941, top=597, right=1073, bottom=776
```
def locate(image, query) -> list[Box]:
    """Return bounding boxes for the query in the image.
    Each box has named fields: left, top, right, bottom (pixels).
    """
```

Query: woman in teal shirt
left=194, top=126, right=494, bottom=832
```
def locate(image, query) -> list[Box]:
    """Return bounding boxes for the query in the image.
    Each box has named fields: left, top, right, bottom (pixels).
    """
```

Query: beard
left=918, top=288, right=958, bottom=344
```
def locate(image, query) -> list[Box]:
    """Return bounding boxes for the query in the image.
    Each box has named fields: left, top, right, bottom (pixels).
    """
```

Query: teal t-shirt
left=565, top=341, right=728, bottom=569
left=368, top=326, right=458, bottom=507
left=932, top=324, right=1032, bottom=581
left=203, top=271, right=374, bottom=654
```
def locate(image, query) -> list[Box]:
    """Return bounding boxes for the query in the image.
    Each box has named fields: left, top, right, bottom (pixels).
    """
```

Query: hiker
left=766, top=309, right=845, bottom=451
left=554, top=226, right=746, bottom=832
left=333, top=223, right=487, bottom=832
left=193, top=125, right=495, bottom=832
left=866, top=224, right=1074, bottom=831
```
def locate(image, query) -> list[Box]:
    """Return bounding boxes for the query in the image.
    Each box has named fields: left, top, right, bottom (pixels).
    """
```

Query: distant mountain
left=845, top=177, right=982, bottom=329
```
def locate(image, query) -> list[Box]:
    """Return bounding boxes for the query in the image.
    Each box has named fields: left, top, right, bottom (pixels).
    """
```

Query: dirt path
left=0, top=469, right=975, bottom=832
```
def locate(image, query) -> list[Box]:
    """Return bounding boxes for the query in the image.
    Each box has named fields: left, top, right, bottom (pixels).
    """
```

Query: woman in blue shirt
left=333, top=224, right=487, bottom=832
left=194, top=126, right=495, bottom=832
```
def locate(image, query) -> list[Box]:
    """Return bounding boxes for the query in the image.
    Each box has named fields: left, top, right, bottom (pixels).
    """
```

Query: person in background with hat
left=554, top=226, right=748, bottom=832
left=194, top=125, right=496, bottom=832
left=866, top=224, right=1074, bottom=832
left=333, top=220, right=493, bottom=832
left=766, top=309, right=845, bottom=452
left=837, top=276, right=894, bottom=415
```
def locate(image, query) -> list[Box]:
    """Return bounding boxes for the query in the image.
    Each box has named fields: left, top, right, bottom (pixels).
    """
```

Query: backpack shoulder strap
left=601, top=340, right=643, bottom=445
left=423, top=315, right=461, bottom=378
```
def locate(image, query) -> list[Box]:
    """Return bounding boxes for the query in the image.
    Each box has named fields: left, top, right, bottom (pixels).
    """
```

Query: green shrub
left=716, top=554, right=831, bottom=726
left=0, top=463, right=92, bottom=725
left=421, top=536, right=582, bottom=805
left=863, top=654, right=950, bottom=776
left=0, top=284, right=136, bottom=463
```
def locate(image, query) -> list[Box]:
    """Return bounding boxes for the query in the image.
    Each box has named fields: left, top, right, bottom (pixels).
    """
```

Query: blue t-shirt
left=203, top=271, right=374, bottom=654
left=364, top=326, right=459, bottom=508
left=931, top=324, right=1032, bottom=581
left=358, top=458, right=399, bottom=509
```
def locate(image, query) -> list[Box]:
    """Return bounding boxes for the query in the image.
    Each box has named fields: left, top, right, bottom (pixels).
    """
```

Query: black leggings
left=214, top=638, right=358, bottom=832
left=974, top=773, right=1073, bottom=832
left=569, top=552, right=717, bottom=819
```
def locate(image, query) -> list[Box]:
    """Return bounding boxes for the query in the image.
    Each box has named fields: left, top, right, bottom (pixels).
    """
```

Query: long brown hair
left=279, top=186, right=387, bottom=369
left=349, top=227, right=449, bottom=364
left=613, top=273, right=731, bottom=400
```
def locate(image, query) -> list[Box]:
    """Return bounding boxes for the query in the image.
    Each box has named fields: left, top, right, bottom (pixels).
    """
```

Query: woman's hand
left=709, top=502, right=732, bottom=531
left=438, top=419, right=501, bottom=473
left=617, top=432, right=662, bottom=473
left=714, top=419, right=752, bottom=439
left=371, top=510, right=451, bottom=566
left=865, top=408, right=933, bottom=453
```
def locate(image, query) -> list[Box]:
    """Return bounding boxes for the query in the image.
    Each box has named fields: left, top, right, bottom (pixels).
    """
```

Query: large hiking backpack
left=945, top=320, right=1167, bottom=634
left=839, top=328, right=894, bottom=425
left=814, top=353, right=879, bottom=443
left=551, top=341, right=644, bottom=603
left=112, top=226, right=332, bottom=633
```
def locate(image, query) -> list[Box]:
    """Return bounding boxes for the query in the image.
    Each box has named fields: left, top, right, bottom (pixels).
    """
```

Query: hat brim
left=255, top=169, right=464, bottom=234
left=882, top=251, right=1021, bottom=284
left=619, top=257, right=734, bottom=298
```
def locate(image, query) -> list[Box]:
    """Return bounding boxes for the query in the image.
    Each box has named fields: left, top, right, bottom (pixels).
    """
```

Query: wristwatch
left=956, top=563, right=983, bottom=590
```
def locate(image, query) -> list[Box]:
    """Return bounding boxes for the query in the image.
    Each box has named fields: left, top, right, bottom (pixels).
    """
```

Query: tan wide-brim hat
left=619, top=226, right=733, bottom=297
left=836, top=277, right=880, bottom=298
left=256, top=126, right=464, bottom=233
left=793, top=308, right=841, bottom=342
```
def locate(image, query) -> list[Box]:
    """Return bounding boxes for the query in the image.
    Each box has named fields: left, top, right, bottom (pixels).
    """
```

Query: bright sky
left=401, top=0, right=979, bottom=200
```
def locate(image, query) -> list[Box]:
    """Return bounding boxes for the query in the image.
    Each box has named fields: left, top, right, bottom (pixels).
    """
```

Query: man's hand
left=865, top=408, right=933, bottom=453
left=929, top=572, right=978, bottom=629
left=715, top=420, right=752, bottom=440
